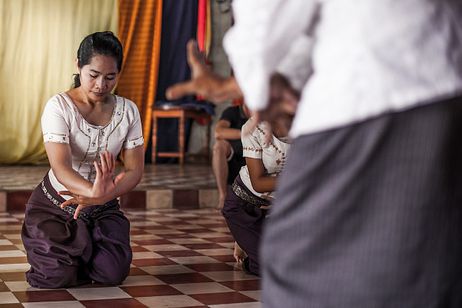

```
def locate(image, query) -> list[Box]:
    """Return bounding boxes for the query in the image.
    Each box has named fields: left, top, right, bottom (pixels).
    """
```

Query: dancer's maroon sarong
left=21, top=174, right=132, bottom=289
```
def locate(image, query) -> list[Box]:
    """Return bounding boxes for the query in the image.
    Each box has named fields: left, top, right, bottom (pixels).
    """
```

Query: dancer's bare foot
left=233, top=241, right=247, bottom=263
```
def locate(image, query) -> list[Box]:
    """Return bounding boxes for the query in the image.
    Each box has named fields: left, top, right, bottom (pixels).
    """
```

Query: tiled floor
left=0, top=164, right=216, bottom=191
left=0, top=164, right=219, bottom=211
left=0, top=209, right=261, bottom=307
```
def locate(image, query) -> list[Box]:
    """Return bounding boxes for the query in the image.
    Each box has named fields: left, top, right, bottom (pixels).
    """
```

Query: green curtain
left=0, top=0, right=118, bottom=164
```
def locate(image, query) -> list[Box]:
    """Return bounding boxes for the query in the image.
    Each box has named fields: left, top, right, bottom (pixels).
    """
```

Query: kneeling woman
left=21, top=32, right=144, bottom=288
left=222, top=119, right=291, bottom=276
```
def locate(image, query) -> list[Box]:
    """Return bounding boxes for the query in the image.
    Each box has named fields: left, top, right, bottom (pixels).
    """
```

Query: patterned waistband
left=40, top=175, right=118, bottom=224
left=231, top=177, right=271, bottom=208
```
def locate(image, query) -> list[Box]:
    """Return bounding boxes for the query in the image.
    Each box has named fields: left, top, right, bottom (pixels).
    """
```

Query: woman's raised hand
left=60, top=151, right=125, bottom=219
left=91, top=151, right=117, bottom=198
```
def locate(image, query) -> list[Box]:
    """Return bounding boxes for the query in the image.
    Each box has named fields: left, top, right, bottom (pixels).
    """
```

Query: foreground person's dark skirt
left=262, top=97, right=462, bottom=308
left=21, top=174, right=132, bottom=289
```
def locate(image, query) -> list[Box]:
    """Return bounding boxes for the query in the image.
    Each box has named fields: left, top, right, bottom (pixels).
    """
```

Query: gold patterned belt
left=231, top=178, right=271, bottom=208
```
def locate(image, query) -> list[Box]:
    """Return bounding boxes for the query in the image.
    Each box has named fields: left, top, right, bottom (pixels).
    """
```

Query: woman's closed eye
left=89, top=74, right=115, bottom=81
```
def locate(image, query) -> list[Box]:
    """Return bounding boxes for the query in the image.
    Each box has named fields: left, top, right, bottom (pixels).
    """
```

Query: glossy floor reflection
left=0, top=209, right=261, bottom=307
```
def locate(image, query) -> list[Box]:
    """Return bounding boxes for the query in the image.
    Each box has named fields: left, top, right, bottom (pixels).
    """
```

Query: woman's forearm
left=251, top=175, right=277, bottom=193
left=215, top=127, right=241, bottom=140
left=53, top=166, right=93, bottom=196
left=101, top=168, right=143, bottom=203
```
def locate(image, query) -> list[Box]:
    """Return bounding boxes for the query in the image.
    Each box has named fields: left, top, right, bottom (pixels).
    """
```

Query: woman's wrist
left=98, top=196, right=110, bottom=205
left=99, top=188, right=120, bottom=205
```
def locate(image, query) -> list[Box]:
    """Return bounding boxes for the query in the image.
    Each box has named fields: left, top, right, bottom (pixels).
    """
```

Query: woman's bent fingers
left=73, top=205, right=85, bottom=219
left=60, top=197, right=77, bottom=209
left=58, top=192, right=101, bottom=219
left=60, top=199, right=89, bottom=219
left=58, top=191, right=76, bottom=208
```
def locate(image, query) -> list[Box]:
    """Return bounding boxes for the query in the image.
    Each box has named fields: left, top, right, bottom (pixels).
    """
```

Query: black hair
left=73, top=31, right=123, bottom=88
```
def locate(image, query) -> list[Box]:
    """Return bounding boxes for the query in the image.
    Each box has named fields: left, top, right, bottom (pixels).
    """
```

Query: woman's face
left=78, top=54, right=119, bottom=102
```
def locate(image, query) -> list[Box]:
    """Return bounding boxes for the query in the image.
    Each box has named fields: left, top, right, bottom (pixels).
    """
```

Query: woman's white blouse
left=239, top=120, right=291, bottom=199
left=41, top=93, right=144, bottom=195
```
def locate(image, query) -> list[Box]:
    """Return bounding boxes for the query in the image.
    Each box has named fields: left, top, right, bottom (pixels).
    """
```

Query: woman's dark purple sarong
left=21, top=174, right=132, bottom=289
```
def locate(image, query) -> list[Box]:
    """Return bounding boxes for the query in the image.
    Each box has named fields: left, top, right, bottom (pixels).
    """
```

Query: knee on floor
left=90, top=255, right=131, bottom=285
left=27, top=265, right=82, bottom=289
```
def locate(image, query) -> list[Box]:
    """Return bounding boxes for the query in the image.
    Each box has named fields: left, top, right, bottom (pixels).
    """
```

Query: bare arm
left=45, top=142, right=93, bottom=196
left=60, top=146, right=144, bottom=218
left=101, top=146, right=144, bottom=203
left=215, top=119, right=241, bottom=140
left=245, top=157, right=277, bottom=193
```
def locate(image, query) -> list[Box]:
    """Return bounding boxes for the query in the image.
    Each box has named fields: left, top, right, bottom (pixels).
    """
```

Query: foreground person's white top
left=41, top=93, right=144, bottom=197
left=224, top=0, right=462, bottom=137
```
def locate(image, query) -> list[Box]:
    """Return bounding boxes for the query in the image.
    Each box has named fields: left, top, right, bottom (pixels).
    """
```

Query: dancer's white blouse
left=239, top=120, right=291, bottom=200
left=41, top=93, right=144, bottom=196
